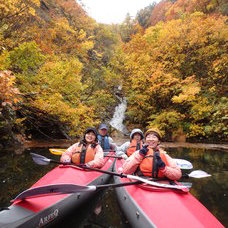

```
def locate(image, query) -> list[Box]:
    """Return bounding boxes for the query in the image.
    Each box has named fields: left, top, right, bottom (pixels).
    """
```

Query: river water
left=0, top=146, right=227, bottom=227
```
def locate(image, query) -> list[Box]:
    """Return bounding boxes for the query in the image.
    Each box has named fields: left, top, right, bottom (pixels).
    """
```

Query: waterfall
left=110, top=97, right=128, bottom=134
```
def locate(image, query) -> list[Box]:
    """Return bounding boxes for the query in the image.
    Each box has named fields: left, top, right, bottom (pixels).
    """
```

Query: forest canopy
left=0, top=0, right=227, bottom=146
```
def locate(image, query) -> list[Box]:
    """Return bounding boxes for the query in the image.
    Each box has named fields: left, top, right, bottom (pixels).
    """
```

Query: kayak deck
left=114, top=159, right=224, bottom=228
left=0, top=153, right=115, bottom=228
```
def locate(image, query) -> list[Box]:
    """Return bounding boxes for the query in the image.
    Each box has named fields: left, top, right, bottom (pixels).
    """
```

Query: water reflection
left=57, top=188, right=130, bottom=228
left=0, top=147, right=227, bottom=227
left=0, top=148, right=55, bottom=207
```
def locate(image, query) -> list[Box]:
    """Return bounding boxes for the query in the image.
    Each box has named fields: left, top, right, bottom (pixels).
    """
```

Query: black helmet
left=84, top=127, right=98, bottom=142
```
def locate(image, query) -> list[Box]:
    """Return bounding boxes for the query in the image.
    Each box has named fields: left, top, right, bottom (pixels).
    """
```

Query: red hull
left=114, top=159, right=224, bottom=228
left=0, top=154, right=115, bottom=228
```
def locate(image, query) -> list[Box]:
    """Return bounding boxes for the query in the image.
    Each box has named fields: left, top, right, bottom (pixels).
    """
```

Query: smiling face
left=145, top=133, right=160, bottom=148
left=99, top=128, right=108, bottom=136
left=85, top=131, right=96, bottom=144
left=132, top=133, right=142, bottom=142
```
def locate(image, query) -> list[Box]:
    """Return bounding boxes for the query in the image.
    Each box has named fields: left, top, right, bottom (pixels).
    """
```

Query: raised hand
left=139, top=145, right=149, bottom=156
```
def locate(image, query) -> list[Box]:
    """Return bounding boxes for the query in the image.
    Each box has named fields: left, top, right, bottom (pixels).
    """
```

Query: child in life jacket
left=60, top=127, right=104, bottom=168
left=122, top=128, right=182, bottom=180
left=117, top=129, right=144, bottom=160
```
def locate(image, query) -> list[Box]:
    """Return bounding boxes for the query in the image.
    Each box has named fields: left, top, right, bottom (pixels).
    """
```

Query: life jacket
left=97, top=135, right=110, bottom=151
left=127, top=139, right=143, bottom=157
left=71, top=143, right=96, bottom=165
left=139, top=148, right=168, bottom=178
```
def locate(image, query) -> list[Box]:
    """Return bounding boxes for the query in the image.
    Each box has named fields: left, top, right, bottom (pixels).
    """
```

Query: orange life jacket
left=127, top=139, right=143, bottom=157
left=139, top=148, right=168, bottom=178
left=71, top=143, right=96, bottom=165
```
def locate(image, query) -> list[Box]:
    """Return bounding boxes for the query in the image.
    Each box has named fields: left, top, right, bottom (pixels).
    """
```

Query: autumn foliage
left=0, top=0, right=227, bottom=145
left=0, top=0, right=120, bottom=144
left=115, top=12, right=228, bottom=140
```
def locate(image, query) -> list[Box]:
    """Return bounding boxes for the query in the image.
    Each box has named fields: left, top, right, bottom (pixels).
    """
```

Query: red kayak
left=113, top=158, right=224, bottom=228
left=0, top=153, right=115, bottom=228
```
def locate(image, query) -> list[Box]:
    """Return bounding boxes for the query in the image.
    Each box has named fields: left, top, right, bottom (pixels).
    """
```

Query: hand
left=85, top=163, right=91, bottom=168
left=78, top=164, right=90, bottom=169
left=121, top=154, right=128, bottom=160
left=155, top=152, right=166, bottom=169
left=61, top=156, right=71, bottom=164
left=139, top=145, right=149, bottom=156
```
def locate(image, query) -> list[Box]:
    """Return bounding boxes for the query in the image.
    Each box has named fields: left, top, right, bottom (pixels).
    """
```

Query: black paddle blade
left=12, top=184, right=97, bottom=201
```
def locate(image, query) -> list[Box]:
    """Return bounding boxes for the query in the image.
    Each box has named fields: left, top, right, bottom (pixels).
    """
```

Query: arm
left=60, top=142, right=79, bottom=163
left=160, top=153, right=182, bottom=180
left=86, top=144, right=104, bottom=168
left=122, top=151, right=143, bottom=174
left=116, top=142, right=130, bottom=156
left=108, top=137, right=118, bottom=152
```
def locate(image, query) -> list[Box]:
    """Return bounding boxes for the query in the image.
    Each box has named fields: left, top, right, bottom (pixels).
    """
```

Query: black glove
left=155, top=152, right=166, bottom=169
left=139, top=145, right=149, bottom=156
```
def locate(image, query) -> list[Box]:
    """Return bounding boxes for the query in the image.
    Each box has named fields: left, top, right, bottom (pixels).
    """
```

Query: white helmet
left=130, top=129, right=144, bottom=140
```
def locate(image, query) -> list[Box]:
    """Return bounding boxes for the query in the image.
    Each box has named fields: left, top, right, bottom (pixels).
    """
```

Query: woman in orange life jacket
left=60, top=127, right=104, bottom=168
left=122, top=128, right=182, bottom=180
left=116, top=129, right=144, bottom=160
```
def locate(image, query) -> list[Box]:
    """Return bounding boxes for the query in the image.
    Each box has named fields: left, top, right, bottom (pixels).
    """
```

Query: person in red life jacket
left=122, top=128, right=182, bottom=180
left=117, top=129, right=144, bottom=160
left=60, top=127, right=104, bottom=168
left=98, top=123, right=117, bottom=152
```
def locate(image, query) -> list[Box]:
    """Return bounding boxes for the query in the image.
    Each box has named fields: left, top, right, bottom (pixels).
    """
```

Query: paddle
left=182, top=170, right=211, bottom=179
left=31, top=153, right=188, bottom=191
left=49, top=149, right=116, bottom=156
left=30, top=153, right=210, bottom=191
left=174, top=158, right=193, bottom=170
left=12, top=180, right=193, bottom=202
left=49, top=148, right=193, bottom=170
left=49, top=148, right=66, bottom=155
left=12, top=181, right=141, bottom=202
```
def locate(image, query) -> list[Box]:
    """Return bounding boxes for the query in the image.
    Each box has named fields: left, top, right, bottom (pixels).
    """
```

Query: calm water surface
left=0, top=147, right=227, bottom=227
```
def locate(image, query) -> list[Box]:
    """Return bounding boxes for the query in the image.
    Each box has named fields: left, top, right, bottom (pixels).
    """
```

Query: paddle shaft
left=14, top=179, right=192, bottom=201
left=96, top=180, right=143, bottom=189
left=13, top=177, right=193, bottom=201
left=49, top=160, right=188, bottom=191
left=51, top=159, right=128, bottom=178
left=104, top=155, right=122, bottom=159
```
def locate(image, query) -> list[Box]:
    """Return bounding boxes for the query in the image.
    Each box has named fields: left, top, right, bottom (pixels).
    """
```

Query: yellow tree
left=116, top=12, right=228, bottom=140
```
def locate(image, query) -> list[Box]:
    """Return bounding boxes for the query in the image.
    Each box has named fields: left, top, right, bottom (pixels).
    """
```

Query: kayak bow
left=113, top=158, right=223, bottom=228
left=0, top=152, right=115, bottom=228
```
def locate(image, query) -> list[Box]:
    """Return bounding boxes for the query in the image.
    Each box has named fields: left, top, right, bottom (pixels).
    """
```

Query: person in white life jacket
left=117, top=129, right=144, bottom=160
left=122, top=128, right=182, bottom=180
left=60, top=127, right=104, bottom=168
left=97, top=123, right=117, bottom=152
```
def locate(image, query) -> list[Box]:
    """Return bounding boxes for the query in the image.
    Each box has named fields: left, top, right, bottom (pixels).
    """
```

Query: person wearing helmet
left=116, top=129, right=144, bottom=160
left=122, top=128, right=182, bottom=180
left=60, top=127, right=104, bottom=168
left=98, top=123, right=117, bottom=152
